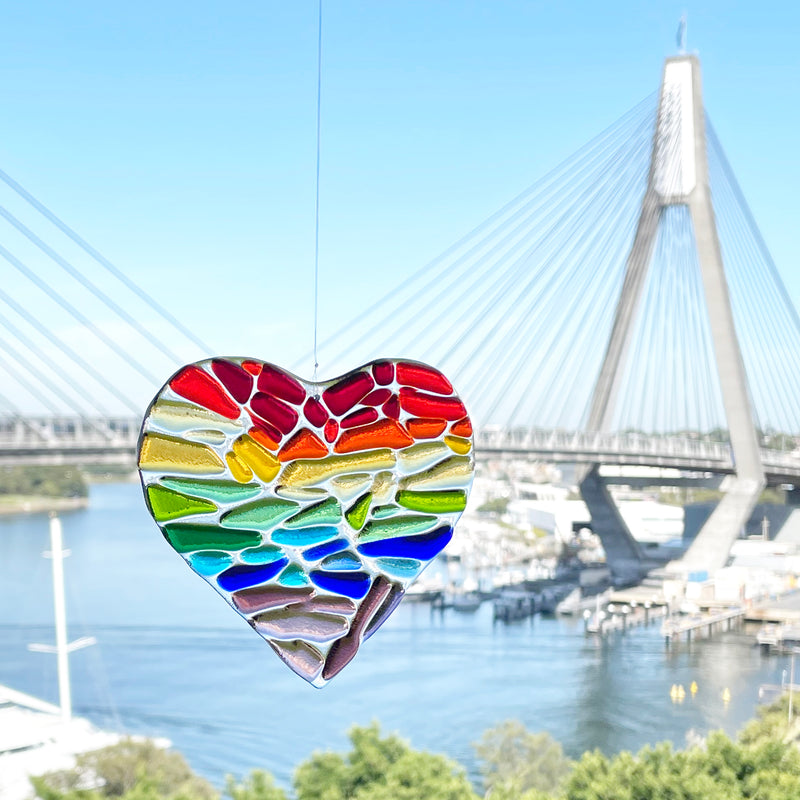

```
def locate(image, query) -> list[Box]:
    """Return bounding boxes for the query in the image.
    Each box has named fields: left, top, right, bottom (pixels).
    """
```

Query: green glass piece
left=372, top=505, right=402, bottom=519
left=187, top=550, right=233, bottom=576
left=278, top=563, right=310, bottom=587
left=160, top=477, right=261, bottom=504
left=345, top=493, right=372, bottom=531
left=284, top=497, right=342, bottom=528
left=146, top=484, right=217, bottom=522
left=358, top=515, right=438, bottom=543
left=221, top=498, right=299, bottom=530
left=396, top=489, right=467, bottom=514
left=163, top=523, right=261, bottom=553
left=374, top=557, right=423, bottom=578
left=240, top=544, right=285, bottom=565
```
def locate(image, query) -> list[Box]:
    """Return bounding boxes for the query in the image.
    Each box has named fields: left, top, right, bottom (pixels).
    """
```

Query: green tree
left=32, top=739, right=216, bottom=800
left=474, top=720, right=572, bottom=797
left=293, top=722, right=478, bottom=800
left=225, top=770, right=287, bottom=800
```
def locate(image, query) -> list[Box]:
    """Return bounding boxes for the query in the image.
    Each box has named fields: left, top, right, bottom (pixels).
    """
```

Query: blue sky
left=0, top=1, right=798, bottom=413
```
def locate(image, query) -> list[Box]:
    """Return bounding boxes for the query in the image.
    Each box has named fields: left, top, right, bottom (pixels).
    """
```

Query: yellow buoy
left=677, top=684, right=686, bottom=699
left=690, top=681, right=698, bottom=695
left=722, top=688, right=731, bottom=703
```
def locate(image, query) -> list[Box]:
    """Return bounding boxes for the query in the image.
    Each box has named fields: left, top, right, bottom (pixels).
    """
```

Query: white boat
left=0, top=516, right=124, bottom=800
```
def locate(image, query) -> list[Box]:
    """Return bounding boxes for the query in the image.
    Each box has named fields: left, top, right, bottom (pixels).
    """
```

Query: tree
left=293, top=722, right=478, bottom=800
left=225, top=771, right=287, bottom=800
left=474, top=720, right=572, bottom=797
left=32, top=739, right=216, bottom=800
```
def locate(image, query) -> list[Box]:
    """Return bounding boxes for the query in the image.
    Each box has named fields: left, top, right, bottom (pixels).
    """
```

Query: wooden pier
left=661, top=607, right=745, bottom=643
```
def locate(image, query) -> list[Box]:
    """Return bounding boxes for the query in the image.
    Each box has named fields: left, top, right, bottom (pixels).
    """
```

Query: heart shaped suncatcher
left=138, top=358, right=474, bottom=686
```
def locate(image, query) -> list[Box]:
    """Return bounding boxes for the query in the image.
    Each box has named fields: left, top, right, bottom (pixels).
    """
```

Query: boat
left=0, top=516, right=127, bottom=799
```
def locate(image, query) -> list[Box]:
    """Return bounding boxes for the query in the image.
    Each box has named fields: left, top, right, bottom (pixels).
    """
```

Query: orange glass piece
left=334, top=419, right=414, bottom=454
left=406, top=418, right=447, bottom=439
left=278, top=428, right=329, bottom=462
left=450, top=417, right=473, bottom=437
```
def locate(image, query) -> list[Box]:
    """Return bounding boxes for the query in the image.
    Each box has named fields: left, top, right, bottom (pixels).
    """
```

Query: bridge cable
left=0, top=204, right=184, bottom=363
left=0, top=243, right=163, bottom=385
left=0, top=286, right=142, bottom=414
left=0, top=167, right=213, bottom=354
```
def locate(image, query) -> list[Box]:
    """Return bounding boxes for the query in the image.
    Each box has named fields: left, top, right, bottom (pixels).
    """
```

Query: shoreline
left=0, top=496, right=89, bottom=516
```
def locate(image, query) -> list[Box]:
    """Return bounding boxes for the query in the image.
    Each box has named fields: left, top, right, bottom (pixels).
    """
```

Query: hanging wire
left=312, top=0, right=323, bottom=381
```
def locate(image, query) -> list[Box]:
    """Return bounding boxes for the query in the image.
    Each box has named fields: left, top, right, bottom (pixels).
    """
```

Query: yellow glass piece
left=185, top=429, right=228, bottom=445
left=399, top=456, right=473, bottom=491
left=280, top=450, right=396, bottom=488
left=443, top=435, right=472, bottom=455
left=232, top=435, right=280, bottom=483
left=370, top=471, right=397, bottom=504
left=148, top=400, right=243, bottom=433
left=275, top=485, right=329, bottom=501
left=139, top=433, right=226, bottom=475
left=329, top=473, right=372, bottom=502
left=397, top=442, right=449, bottom=471
left=226, top=450, right=254, bottom=483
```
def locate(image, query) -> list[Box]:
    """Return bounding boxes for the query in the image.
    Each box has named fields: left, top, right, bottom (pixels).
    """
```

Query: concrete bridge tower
left=581, top=54, right=765, bottom=579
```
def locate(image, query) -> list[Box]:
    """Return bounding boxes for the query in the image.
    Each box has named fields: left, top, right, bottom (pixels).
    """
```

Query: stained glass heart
left=138, top=358, right=474, bottom=686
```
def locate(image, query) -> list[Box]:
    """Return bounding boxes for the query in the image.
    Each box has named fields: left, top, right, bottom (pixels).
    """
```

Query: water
left=0, top=483, right=791, bottom=787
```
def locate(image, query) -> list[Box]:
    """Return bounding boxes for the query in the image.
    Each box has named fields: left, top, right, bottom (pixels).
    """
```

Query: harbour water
left=0, top=483, right=792, bottom=787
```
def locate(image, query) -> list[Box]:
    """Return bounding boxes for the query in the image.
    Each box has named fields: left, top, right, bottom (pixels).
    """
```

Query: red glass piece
left=211, top=359, right=253, bottom=403
left=324, top=419, right=339, bottom=443
left=258, top=364, right=306, bottom=405
left=382, top=396, right=400, bottom=419
left=278, top=428, right=329, bottom=462
left=407, top=418, right=447, bottom=439
left=322, top=372, right=374, bottom=416
left=334, top=419, right=413, bottom=453
left=341, top=407, right=379, bottom=429
left=241, top=360, right=263, bottom=376
left=361, top=388, right=392, bottom=406
left=396, top=362, right=454, bottom=395
left=450, top=417, right=473, bottom=438
left=248, top=411, right=284, bottom=446
left=304, top=397, right=329, bottom=427
left=250, top=392, right=299, bottom=435
left=372, top=361, right=394, bottom=386
left=398, top=388, right=466, bottom=421
left=170, top=366, right=240, bottom=420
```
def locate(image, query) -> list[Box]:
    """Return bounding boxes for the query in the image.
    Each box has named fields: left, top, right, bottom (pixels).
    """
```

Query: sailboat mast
left=49, top=515, right=72, bottom=723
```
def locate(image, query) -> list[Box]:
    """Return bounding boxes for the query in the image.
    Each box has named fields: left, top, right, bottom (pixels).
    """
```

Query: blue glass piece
left=217, top=559, right=288, bottom=592
left=321, top=552, right=362, bottom=571
left=302, top=537, right=349, bottom=562
left=187, top=550, right=233, bottom=576
left=240, top=545, right=285, bottom=565
left=278, top=563, right=311, bottom=587
left=271, top=525, right=339, bottom=547
left=357, top=525, right=453, bottom=561
left=374, top=557, right=423, bottom=578
left=309, top=570, right=371, bottom=599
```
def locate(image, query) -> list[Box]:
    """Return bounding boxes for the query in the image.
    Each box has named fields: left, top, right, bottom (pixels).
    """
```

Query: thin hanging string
left=313, top=0, right=323, bottom=382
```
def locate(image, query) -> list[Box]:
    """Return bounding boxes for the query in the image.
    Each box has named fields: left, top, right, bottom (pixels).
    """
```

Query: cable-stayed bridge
left=1, top=51, right=799, bottom=582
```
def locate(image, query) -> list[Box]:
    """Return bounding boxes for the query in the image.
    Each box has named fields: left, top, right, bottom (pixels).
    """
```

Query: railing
left=475, top=427, right=800, bottom=478
left=0, top=418, right=798, bottom=478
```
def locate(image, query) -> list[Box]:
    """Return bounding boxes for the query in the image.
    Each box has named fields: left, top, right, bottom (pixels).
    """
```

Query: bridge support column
left=578, top=465, right=646, bottom=586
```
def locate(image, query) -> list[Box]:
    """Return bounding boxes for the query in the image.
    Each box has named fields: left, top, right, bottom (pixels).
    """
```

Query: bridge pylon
left=582, top=53, right=765, bottom=578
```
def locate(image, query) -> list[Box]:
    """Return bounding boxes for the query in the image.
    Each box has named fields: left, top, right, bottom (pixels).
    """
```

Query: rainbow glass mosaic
left=138, top=359, right=474, bottom=686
